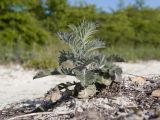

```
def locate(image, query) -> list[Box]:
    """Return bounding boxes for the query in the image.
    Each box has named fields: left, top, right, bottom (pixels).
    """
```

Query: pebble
left=77, top=107, right=83, bottom=112
left=151, top=89, right=160, bottom=97
left=131, top=76, right=146, bottom=85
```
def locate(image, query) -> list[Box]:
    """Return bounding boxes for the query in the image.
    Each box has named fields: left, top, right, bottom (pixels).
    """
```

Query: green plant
left=58, top=21, right=105, bottom=59
left=34, top=21, right=122, bottom=99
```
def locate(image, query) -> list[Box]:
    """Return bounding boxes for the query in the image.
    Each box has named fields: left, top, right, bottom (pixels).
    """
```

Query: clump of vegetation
left=34, top=21, right=122, bottom=99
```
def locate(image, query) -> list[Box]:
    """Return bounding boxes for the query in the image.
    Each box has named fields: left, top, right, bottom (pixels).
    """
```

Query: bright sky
left=68, top=0, right=160, bottom=12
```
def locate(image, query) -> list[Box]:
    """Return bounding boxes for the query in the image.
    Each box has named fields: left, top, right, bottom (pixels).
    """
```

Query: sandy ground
left=116, top=60, right=160, bottom=76
left=0, top=60, right=160, bottom=108
left=0, top=65, right=78, bottom=108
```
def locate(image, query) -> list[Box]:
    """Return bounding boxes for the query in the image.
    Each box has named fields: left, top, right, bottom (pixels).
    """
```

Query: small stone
left=23, top=103, right=30, bottom=107
left=51, top=92, right=61, bottom=103
left=131, top=76, right=146, bottom=85
left=78, top=85, right=97, bottom=99
left=45, top=87, right=62, bottom=103
left=151, top=89, right=160, bottom=97
left=77, top=107, right=83, bottom=112
left=35, top=104, right=41, bottom=108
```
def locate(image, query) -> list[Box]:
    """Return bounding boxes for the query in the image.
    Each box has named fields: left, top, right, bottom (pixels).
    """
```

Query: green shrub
left=0, top=10, right=61, bottom=65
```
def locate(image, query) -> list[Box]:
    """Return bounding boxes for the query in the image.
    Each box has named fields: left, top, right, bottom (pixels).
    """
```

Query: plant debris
left=0, top=76, right=159, bottom=120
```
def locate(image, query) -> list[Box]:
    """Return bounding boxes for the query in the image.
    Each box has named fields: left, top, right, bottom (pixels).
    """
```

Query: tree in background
left=0, top=0, right=57, bottom=63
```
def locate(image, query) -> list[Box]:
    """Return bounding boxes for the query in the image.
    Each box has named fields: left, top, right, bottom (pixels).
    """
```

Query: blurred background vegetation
left=0, top=0, right=160, bottom=68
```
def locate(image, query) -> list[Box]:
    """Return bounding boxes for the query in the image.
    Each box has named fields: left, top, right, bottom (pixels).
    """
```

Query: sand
left=0, top=60, right=160, bottom=108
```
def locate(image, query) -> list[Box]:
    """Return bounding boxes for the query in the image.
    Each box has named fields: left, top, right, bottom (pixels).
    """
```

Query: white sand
left=0, top=60, right=160, bottom=107
left=0, top=65, right=78, bottom=107
left=116, top=60, right=160, bottom=76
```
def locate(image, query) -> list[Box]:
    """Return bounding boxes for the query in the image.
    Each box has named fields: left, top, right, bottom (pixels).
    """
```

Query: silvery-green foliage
left=59, top=50, right=87, bottom=67
left=34, top=21, right=122, bottom=99
left=86, top=54, right=107, bottom=70
left=57, top=67, right=74, bottom=75
left=101, top=63, right=122, bottom=80
left=57, top=21, right=105, bottom=59
left=33, top=69, right=54, bottom=79
left=59, top=50, right=75, bottom=64
left=73, top=68, right=97, bottom=87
